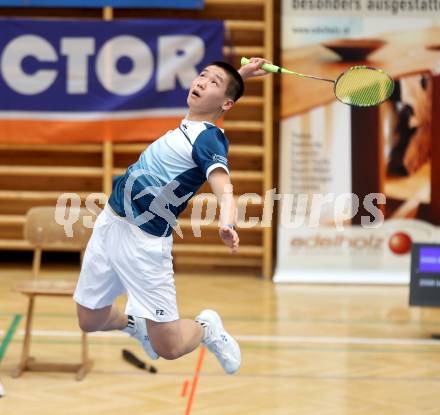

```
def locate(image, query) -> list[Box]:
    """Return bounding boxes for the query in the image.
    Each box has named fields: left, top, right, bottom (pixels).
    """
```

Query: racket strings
left=335, top=67, right=394, bottom=106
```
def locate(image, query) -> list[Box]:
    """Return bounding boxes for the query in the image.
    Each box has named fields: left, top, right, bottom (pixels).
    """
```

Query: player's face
left=187, top=65, right=234, bottom=113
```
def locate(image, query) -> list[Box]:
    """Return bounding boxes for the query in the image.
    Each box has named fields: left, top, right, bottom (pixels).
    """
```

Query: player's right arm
left=238, top=57, right=272, bottom=80
left=208, top=168, right=239, bottom=254
left=192, top=128, right=238, bottom=253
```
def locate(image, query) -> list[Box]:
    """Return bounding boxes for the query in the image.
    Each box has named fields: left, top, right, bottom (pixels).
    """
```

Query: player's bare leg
left=76, top=303, right=158, bottom=360
left=147, top=319, right=203, bottom=360
left=76, top=303, right=127, bottom=332
left=147, top=311, right=241, bottom=374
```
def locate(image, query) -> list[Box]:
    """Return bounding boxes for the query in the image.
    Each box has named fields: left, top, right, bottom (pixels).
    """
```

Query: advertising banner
left=275, top=0, right=440, bottom=283
left=0, top=18, right=223, bottom=143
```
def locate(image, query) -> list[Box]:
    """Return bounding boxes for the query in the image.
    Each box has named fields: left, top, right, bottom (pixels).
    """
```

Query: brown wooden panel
left=226, top=105, right=263, bottom=121
left=114, top=5, right=263, bottom=21
left=351, top=106, right=385, bottom=224
left=0, top=7, right=102, bottom=18
left=0, top=151, right=101, bottom=167
left=0, top=176, right=101, bottom=193
left=174, top=229, right=262, bottom=245
left=0, top=223, right=23, bottom=239
left=227, top=131, right=263, bottom=146
left=429, top=74, right=440, bottom=224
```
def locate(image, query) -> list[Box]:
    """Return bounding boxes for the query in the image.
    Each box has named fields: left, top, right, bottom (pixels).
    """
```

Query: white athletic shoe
left=196, top=309, right=241, bottom=375
left=131, top=316, right=159, bottom=360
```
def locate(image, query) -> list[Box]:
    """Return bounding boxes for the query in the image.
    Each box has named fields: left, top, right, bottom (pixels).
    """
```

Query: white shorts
left=73, top=205, right=178, bottom=323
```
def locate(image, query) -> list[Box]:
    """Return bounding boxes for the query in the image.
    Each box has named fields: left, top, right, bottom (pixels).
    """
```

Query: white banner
left=276, top=4, right=440, bottom=283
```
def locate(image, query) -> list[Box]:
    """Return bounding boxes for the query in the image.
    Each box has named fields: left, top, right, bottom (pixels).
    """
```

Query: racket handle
left=123, top=349, right=146, bottom=369
left=240, top=57, right=282, bottom=74
left=122, top=349, right=158, bottom=373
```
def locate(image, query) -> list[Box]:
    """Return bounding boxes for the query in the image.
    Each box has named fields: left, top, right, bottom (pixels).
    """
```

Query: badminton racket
left=241, top=57, right=394, bottom=107
left=122, top=349, right=157, bottom=374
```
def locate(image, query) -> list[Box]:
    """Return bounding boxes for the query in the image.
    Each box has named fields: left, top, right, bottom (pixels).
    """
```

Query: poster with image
left=274, top=0, right=440, bottom=283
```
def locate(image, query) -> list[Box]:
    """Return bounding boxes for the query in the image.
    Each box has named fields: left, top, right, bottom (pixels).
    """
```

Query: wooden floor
left=2, top=263, right=440, bottom=415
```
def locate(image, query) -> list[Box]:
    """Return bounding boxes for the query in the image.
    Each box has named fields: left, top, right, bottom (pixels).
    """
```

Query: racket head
left=334, top=66, right=394, bottom=107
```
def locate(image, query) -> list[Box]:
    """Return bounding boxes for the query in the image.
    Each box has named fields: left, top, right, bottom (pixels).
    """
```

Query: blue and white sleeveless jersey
left=108, top=119, right=229, bottom=237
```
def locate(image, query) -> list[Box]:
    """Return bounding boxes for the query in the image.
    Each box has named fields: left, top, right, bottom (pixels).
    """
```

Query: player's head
left=209, top=61, right=244, bottom=102
left=187, top=61, right=244, bottom=119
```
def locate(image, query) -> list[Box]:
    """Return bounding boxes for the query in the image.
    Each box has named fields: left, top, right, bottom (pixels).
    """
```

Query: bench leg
left=76, top=331, right=93, bottom=381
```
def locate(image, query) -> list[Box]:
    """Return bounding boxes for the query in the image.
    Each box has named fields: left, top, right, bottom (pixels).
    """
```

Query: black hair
left=208, top=61, right=244, bottom=102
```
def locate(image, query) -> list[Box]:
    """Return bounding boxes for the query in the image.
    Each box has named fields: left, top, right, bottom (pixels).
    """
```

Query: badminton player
left=73, top=57, right=270, bottom=374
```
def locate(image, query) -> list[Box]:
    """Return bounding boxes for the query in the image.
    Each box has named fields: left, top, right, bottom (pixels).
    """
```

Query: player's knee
left=76, top=303, right=105, bottom=332
left=156, top=345, right=183, bottom=360
left=77, top=317, right=99, bottom=333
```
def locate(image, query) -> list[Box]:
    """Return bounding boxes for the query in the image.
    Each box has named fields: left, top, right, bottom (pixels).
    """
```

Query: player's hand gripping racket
left=241, top=57, right=394, bottom=107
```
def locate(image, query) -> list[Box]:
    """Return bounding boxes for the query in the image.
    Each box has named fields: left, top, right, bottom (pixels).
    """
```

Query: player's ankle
left=196, top=318, right=210, bottom=342
left=121, top=314, right=137, bottom=335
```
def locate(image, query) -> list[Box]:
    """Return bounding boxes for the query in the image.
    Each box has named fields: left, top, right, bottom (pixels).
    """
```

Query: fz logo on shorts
left=155, top=309, right=165, bottom=316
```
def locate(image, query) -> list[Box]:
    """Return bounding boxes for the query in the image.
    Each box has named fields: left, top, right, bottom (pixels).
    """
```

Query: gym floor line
left=3, top=311, right=440, bottom=327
